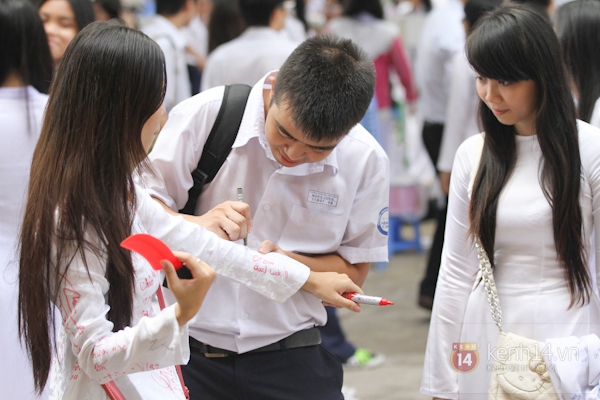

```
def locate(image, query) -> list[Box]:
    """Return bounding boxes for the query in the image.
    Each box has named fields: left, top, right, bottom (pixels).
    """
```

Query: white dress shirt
left=414, top=0, right=465, bottom=123
left=282, top=15, right=308, bottom=42
left=437, top=51, right=480, bottom=173
left=144, top=74, right=390, bottom=353
left=326, top=13, right=400, bottom=61
left=183, top=15, right=208, bottom=67
left=545, top=334, right=600, bottom=399
left=200, top=27, right=299, bottom=91
left=141, top=15, right=191, bottom=111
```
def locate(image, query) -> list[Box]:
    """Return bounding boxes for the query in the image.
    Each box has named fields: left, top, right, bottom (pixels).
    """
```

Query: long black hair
left=466, top=4, right=589, bottom=306
left=0, top=0, right=53, bottom=93
left=556, top=0, right=600, bottom=123
left=18, top=20, right=165, bottom=394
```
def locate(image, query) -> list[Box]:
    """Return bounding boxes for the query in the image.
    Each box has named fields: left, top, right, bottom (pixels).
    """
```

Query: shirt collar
left=232, top=72, right=340, bottom=176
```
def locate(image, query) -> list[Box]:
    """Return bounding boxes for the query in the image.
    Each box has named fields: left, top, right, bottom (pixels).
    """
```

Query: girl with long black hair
left=421, top=4, right=600, bottom=398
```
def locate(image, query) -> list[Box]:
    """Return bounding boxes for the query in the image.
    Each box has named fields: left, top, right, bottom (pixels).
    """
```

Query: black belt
left=190, top=327, right=321, bottom=358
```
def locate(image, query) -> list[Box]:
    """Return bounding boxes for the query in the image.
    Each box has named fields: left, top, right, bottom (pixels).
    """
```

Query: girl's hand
left=162, top=251, right=216, bottom=326
left=302, top=271, right=363, bottom=313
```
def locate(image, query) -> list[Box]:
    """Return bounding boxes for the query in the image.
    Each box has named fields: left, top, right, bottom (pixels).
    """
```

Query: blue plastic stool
left=388, top=215, right=423, bottom=255
left=376, top=215, right=423, bottom=270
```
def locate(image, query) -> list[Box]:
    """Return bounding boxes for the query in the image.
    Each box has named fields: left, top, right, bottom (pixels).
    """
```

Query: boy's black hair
left=343, top=0, right=384, bottom=20
left=238, top=0, right=284, bottom=26
left=156, top=0, right=189, bottom=16
left=273, top=34, right=375, bottom=141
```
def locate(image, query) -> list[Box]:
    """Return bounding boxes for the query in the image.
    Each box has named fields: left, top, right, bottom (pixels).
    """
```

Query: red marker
left=343, top=292, right=394, bottom=306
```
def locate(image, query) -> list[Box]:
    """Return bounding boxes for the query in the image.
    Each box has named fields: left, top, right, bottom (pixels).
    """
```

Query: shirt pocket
left=278, top=204, right=347, bottom=254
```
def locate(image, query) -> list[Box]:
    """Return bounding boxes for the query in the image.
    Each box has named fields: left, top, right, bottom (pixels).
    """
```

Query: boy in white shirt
left=143, top=34, right=390, bottom=399
left=141, top=0, right=196, bottom=110
left=200, top=0, right=299, bottom=91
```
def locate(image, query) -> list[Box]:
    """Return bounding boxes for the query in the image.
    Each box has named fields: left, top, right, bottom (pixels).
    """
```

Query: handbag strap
left=101, top=285, right=190, bottom=399
left=475, top=241, right=504, bottom=333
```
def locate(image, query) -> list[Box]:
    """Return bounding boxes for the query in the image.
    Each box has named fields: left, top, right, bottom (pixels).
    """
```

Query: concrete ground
left=340, top=220, right=435, bottom=400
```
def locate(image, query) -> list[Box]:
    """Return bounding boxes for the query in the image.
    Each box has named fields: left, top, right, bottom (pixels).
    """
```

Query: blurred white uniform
left=142, top=15, right=191, bottom=110
left=437, top=51, right=480, bottom=173
left=201, top=27, right=298, bottom=91
left=0, top=86, right=49, bottom=399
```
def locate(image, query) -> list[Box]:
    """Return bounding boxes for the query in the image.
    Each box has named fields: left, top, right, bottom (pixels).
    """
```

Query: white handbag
left=476, top=242, right=559, bottom=400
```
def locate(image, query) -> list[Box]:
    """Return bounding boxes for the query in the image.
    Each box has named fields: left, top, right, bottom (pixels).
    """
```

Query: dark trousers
left=419, top=203, right=447, bottom=298
left=187, top=64, right=201, bottom=96
left=419, top=121, right=446, bottom=301
left=181, top=343, right=344, bottom=400
left=421, top=121, right=444, bottom=169
left=319, top=306, right=355, bottom=363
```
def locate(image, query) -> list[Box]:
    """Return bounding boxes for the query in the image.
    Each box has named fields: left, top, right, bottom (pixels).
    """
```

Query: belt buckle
left=204, top=352, right=229, bottom=358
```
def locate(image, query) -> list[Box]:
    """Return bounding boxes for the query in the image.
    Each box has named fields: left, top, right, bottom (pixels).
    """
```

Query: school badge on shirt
left=377, top=207, right=389, bottom=235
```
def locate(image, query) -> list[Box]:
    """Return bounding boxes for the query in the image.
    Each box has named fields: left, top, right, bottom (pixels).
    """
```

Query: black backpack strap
left=179, top=84, right=252, bottom=215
